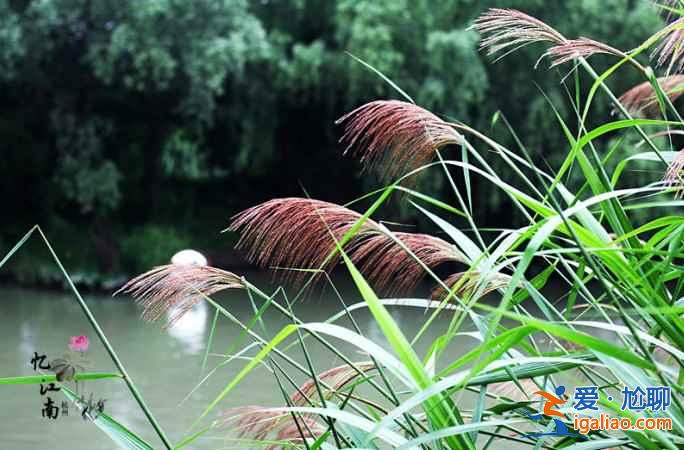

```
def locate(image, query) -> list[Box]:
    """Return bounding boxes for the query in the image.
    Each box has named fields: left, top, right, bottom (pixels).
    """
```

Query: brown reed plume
left=115, top=264, right=243, bottom=327
left=216, top=406, right=324, bottom=449
left=651, top=0, right=679, bottom=21
left=350, top=232, right=469, bottom=296
left=228, top=198, right=382, bottom=286
left=472, top=8, right=566, bottom=59
left=617, top=75, right=684, bottom=117
left=652, top=18, right=684, bottom=73
left=431, top=271, right=511, bottom=301
left=664, top=148, right=684, bottom=197
left=489, top=378, right=538, bottom=402
left=230, top=198, right=474, bottom=296
left=216, top=406, right=284, bottom=440
left=544, top=37, right=631, bottom=68
left=272, top=417, right=325, bottom=449
left=217, top=363, right=375, bottom=448
left=290, top=362, right=376, bottom=406
left=336, top=100, right=462, bottom=182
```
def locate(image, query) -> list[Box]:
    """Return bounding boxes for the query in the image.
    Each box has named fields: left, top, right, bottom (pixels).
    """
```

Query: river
left=1, top=273, right=488, bottom=449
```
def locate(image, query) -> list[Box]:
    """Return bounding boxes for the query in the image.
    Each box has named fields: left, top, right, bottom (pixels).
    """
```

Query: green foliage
left=0, top=0, right=23, bottom=81
left=161, top=128, right=210, bottom=180
left=5, top=218, right=108, bottom=287
left=2, top=4, right=684, bottom=449
left=120, top=224, right=192, bottom=273
left=174, top=9, right=683, bottom=447
left=0, top=227, right=172, bottom=448
left=51, top=109, right=121, bottom=215
left=191, top=60, right=684, bottom=449
left=86, top=0, right=270, bottom=126
left=421, top=29, right=488, bottom=118
left=0, top=0, right=671, bottom=279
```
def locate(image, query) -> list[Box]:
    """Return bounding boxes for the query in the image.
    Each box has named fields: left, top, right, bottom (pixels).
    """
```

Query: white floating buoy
left=171, top=249, right=208, bottom=266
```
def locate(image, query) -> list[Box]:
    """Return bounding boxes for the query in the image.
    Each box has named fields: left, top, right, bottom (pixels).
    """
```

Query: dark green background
left=0, top=0, right=667, bottom=285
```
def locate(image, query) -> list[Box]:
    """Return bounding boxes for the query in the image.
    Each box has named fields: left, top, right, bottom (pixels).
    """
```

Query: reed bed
left=3, top=4, right=684, bottom=450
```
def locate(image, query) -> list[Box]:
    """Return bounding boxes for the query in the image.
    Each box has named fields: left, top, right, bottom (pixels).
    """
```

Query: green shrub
left=120, top=225, right=193, bottom=274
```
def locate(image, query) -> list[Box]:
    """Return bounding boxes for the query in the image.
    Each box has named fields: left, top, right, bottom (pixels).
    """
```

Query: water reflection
left=19, top=321, right=36, bottom=365
left=166, top=301, right=208, bottom=355
left=0, top=282, right=477, bottom=449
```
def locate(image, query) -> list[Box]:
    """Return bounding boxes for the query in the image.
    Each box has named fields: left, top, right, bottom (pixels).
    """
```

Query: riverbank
left=0, top=225, right=254, bottom=292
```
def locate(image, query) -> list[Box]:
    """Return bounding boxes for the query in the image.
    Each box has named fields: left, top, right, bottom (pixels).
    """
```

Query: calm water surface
left=0, top=275, right=488, bottom=449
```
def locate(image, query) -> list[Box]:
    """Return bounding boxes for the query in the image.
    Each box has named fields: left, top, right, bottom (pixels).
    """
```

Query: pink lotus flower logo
left=68, top=335, right=89, bottom=352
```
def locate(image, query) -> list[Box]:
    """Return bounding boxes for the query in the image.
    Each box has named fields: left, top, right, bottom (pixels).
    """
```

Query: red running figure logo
left=526, top=385, right=583, bottom=438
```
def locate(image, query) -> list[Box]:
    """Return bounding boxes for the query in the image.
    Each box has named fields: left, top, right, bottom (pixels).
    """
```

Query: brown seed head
left=651, top=1, right=679, bottom=21
left=472, top=8, right=566, bottom=58
left=664, top=148, right=684, bottom=197
left=336, top=100, right=461, bottom=182
left=230, top=198, right=474, bottom=296
left=652, top=18, right=684, bottom=73
left=271, top=417, right=325, bottom=449
left=617, top=75, right=684, bottom=117
left=489, top=378, right=538, bottom=401
left=228, top=198, right=381, bottom=287
left=216, top=406, right=284, bottom=440
left=431, top=271, right=511, bottom=301
left=115, top=264, right=243, bottom=328
left=544, top=37, right=627, bottom=68
left=216, top=406, right=324, bottom=449
left=290, top=362, right=376, bottom=406
left=350, top=232, right=468, bottom=296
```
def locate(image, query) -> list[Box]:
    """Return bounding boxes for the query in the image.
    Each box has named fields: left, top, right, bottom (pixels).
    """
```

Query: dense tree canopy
left=0, top=0, right=667, bottom=282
